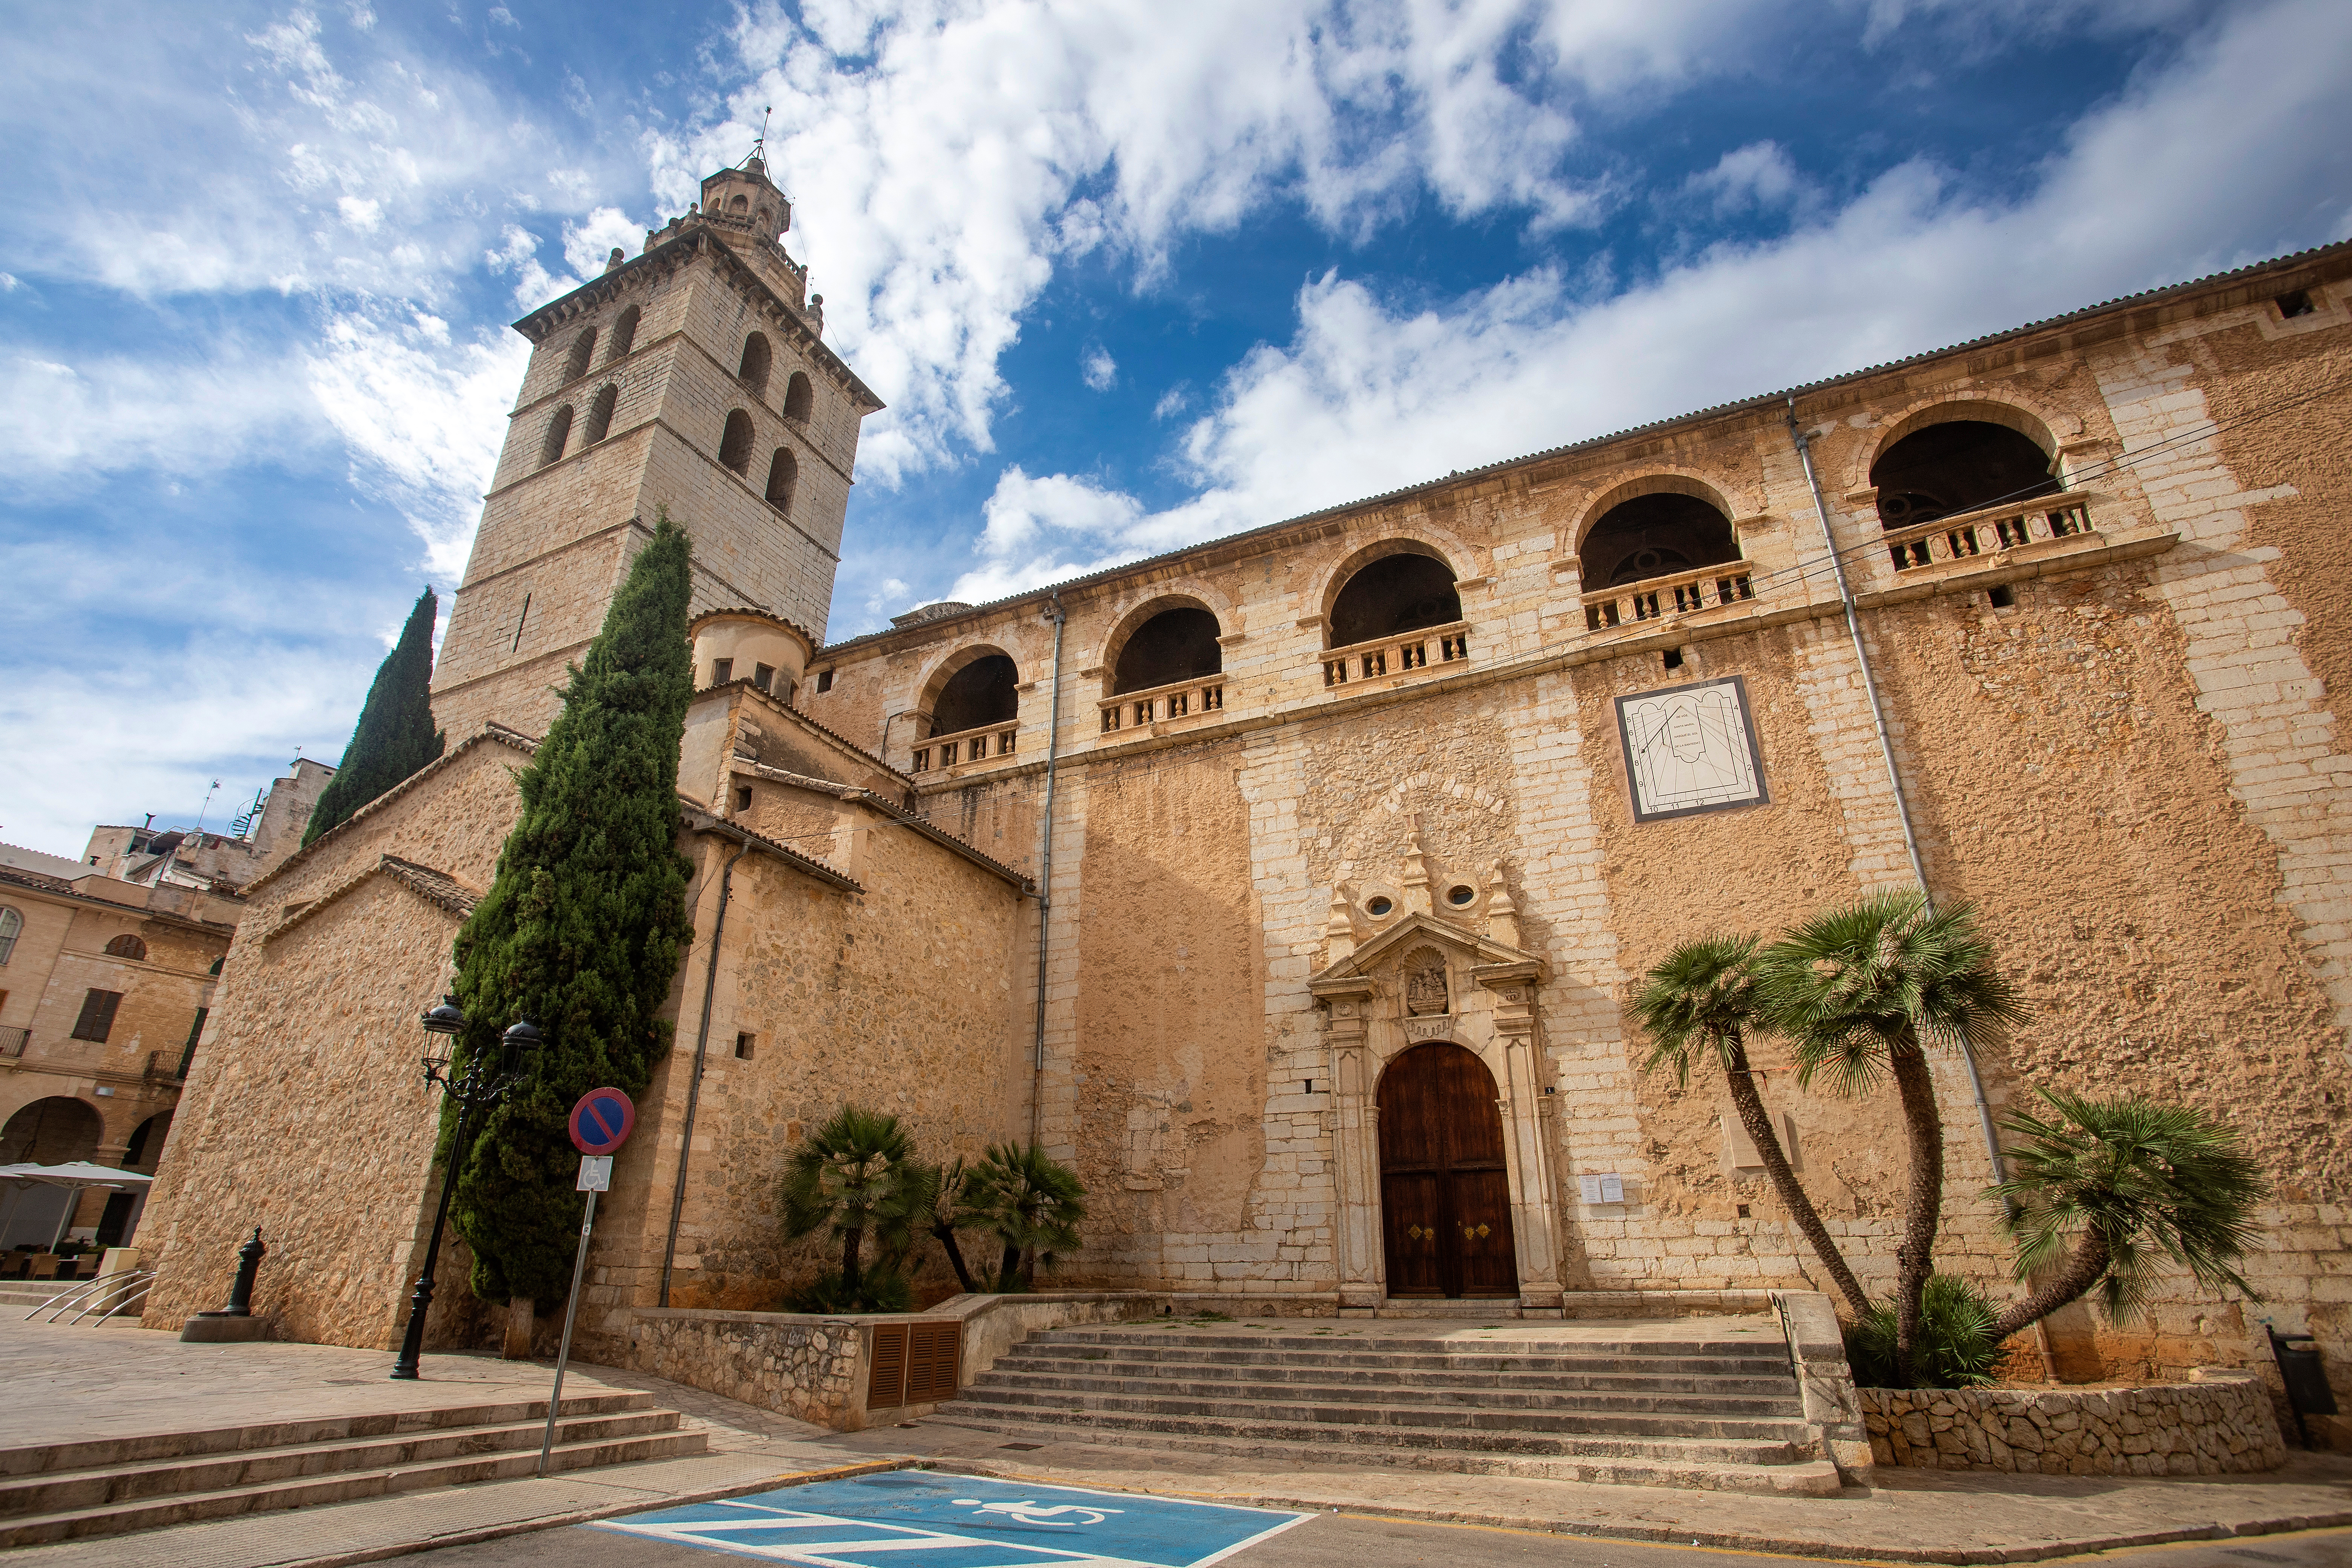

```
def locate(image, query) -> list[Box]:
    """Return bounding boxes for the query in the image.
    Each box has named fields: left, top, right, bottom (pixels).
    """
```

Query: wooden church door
left=1376, top=1042, right=1519, bottom=1298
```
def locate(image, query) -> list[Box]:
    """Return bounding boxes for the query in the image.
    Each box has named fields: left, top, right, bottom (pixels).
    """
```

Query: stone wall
left=1860, top=1374, right=2288, bottom=1475
left=625, top=1307, right=868, bottom=1429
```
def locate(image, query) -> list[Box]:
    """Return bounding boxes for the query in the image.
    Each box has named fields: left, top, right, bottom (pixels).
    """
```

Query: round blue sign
left=569, top=1087, right=635, bottom=1155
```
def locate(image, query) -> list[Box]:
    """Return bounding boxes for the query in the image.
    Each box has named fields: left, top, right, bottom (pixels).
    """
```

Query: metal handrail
left=66, top=1271, right=155, bottom=1325
left=25, top=1270, right=155, bottom=1323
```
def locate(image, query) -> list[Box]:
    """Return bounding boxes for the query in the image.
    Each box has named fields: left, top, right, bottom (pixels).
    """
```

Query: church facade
left=136, top=154, right=2352, bottom=1387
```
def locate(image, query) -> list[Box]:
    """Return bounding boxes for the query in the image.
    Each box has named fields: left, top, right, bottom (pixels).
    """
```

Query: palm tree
left=1758, top=891, right=2025, bottom=1386
left=1633, top=934, right=1871, bottom=1317
left=965, top=1141, right=1087, bottom=1290
left=1984, top=1089, right=2266, bottom=1344
left=903, top=1157, right=983, bottom=1295
left=780, top=1106, right=915, bottom=1300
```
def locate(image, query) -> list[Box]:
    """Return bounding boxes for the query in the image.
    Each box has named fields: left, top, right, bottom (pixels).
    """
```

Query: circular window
left=1446, top=884, right=1476, bottom=907
left=1365, top=896, right=1395, bottom=918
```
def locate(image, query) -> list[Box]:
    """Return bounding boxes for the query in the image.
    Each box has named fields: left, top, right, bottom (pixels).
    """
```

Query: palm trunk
left=1722, top=1036, right=1870, bottom=1318
left=998, top=1240, right=1021, bottom=1292
left=1987, top=1228, right=2110, bottom=1346
left=1886, top=1041, right=1946, bottom=1387
left=842, top=1225, right=864, bottom=1297
left=933, top=1223, right=977, bottom=1294
left=502, top=1296, right=534, bottom=1359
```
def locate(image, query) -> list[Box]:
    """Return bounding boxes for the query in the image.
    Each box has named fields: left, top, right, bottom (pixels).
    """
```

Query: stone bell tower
left=428, top=153, right=883, bottom=741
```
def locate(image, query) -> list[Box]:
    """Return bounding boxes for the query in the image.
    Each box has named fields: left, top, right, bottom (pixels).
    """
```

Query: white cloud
left=0, top=347, right=323, bottom=483
left=1153, top=383, right=1189, bottom=420
left=1081, top=345, right=1118, bottom=392
left=563, top=206, right=645, bottom=276
left=1683, top=140, right=1801, bottom=216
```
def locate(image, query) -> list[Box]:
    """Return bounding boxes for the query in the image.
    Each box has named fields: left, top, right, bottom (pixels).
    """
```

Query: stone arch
left=603, top=304, right=640, bottom=364
left=103, top=934, right=146, bottom=961
left=783, top=371, right=813, bottom=423
left=920, top=645, right=1021, bottom=735
left=1319, top=539, right=1463, bottom=649
left=1100, top=596, right=1225, bottom=696
left=1843, top=395, right=2071, bottom=494
left=738, top=331, right=772, bottom=393
left=1572, top=474, right=1742, bottom=589
left=1865, top=401, right=2063, bottom=530
left=582, top=383, right=619, bottom=446
left=539, top=405, right=574, bottom=469
left=718, top=409, right=755, bottom=475
left=562, top=326, right=597, bottom=384
left=124, top=1110, right=172, bottom=1170
left=763, top=446, right=798, bottom=511
left=0, top=1096, right=102, bottom=1165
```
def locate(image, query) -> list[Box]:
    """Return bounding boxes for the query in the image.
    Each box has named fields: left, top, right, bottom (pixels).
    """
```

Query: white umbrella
left=0, top=1163, right=153, bottom=1188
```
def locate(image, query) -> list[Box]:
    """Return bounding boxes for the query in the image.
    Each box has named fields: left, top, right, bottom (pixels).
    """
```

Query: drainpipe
left=659, top=831, right=750, bottom=1307
left=1029, top=593, right=1067, bottom=1147
left=1787, top=403, right=2052, bottom=1366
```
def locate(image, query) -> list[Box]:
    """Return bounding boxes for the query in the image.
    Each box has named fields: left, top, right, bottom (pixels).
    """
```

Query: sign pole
left=541, top=1086, right=633, bottom=1478
left=537, top=1176, right=600, bottom=1476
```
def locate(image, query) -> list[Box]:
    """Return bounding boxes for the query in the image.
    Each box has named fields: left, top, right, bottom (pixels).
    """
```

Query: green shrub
left=782, top=1269, right=913, bottom=1314
left=1844, top=1273, right=2011, bottom=1389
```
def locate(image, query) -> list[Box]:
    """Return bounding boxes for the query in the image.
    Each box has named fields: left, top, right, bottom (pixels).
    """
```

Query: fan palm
left=1633, top=934, right=1871, bottom=1317
left=1984, top=1089, right=2266, bottom=1343
left=902, top=1156, right=984, bottom=1295
left=1757, top=891, right=2025, bottom=1385
left=780, top=1106, right=916, bottom=1299
left=965, top=1141, right=1088, bottom=1291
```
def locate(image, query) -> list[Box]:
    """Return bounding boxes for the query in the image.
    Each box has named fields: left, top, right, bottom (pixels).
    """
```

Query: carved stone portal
left=1404, top=951, right=1449, bottom=1016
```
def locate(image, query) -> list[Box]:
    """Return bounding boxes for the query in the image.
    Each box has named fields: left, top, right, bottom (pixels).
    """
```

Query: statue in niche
left=1404, top=956, right=1449, bottom=1017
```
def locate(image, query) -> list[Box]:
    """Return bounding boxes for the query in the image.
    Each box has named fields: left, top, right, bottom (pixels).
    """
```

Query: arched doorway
left=1377, top=1043, right=1518, bottom=1298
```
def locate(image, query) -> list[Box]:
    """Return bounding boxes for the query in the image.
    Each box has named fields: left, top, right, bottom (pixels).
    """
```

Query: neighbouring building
left=134, top=147, right=2352, bottom=1395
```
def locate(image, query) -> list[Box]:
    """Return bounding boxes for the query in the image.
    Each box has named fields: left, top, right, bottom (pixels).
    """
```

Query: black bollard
left=220, top=1228, right=265, bottom=1316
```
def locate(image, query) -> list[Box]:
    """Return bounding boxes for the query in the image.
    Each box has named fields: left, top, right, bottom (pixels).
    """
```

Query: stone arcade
left=137, top=151, right=2352, bottom=1398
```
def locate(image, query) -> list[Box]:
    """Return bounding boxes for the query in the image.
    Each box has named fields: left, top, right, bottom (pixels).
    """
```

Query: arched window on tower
left=728, top=194, right=749, bottom=214
left=931, top=654, right=1020, bottom=735
left=0, top=905, right=20, bottom=965
left=582, top=384, right=619, bottom=446
left=1328, top=552, right=1461, bottom=649
left=783, top=371, right=813, bottom=423
left=739, top=332, right=772, bottom=393
left=718, top=410, right=755, bottom=475
left=764, top=447, right=798, bottom=511
left=103, top=934, right=147, bottom=961
left=541, top=405, right=575, bottom=469
left=1579, top=492, right=1740, bottom=588
left=564, top=327, right=597, bottom=383
left=1113, top=607, right=1223, bottom=695
left=604, top=305, right=640, bottom=364
left=1870, top=420, right=2058, bottom=531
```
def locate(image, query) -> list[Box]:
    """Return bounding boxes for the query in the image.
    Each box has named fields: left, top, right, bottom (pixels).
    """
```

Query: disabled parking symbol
left=950, top=1496, right=1125, bottom=1526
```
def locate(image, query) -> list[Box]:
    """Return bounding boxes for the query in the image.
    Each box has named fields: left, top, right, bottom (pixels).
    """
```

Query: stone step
left=963, top=1368, right=1803, bottom=1416
left=993, top=1351, right=1800, bottom=1396
left=1055, top=1327, right=1790, bottom=1358
left=1036, top=1334, right=1792, bottom=1374
left=944, top=1386, right=1811, bottom=1452
left=0, top=1391, right=656, bottom=1479
left=0, top=1400, right=706, bottom=1548
left=926, top=1408, right=1839, bottom=1493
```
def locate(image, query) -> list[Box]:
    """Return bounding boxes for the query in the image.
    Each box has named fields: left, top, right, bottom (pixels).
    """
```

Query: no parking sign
left=568, top=1087, right=635, bottom=1155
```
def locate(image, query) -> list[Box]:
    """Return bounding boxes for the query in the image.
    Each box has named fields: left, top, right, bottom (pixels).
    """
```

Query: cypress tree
left=303, top=588, right=447, bottom=845
left=443, top=514, right=697, bottom=1316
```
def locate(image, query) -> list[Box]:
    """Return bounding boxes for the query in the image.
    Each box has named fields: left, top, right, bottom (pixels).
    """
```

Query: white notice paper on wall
left=1579, top=1173, right=1625, bottom=1205
left=577, top=1155, right=613, bottom=1193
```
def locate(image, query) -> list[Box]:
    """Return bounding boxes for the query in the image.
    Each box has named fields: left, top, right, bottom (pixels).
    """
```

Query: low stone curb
left=922, top=1457, right=2352, bottom=1565
left=242, top=1459, right=911, bottom=1568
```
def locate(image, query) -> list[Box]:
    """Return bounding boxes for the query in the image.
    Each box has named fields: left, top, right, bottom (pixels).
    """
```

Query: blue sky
left=3, top=0, right=2349, bottom=856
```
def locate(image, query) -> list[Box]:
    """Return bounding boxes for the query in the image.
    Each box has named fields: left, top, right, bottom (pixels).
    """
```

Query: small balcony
left=1878, top=492, right=2095, bottom=575
left=1583, top=566, right=1755, bottom=634
left=911, top=722, right=1019, bottom=775
left=1320, top=622, right=1472, bottom=691
left=1099, top=674, right=1228, bottom=736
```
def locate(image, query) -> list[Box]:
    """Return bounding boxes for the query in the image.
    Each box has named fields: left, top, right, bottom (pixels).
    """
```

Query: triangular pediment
left=1308, top=911, right=1540, bottom=987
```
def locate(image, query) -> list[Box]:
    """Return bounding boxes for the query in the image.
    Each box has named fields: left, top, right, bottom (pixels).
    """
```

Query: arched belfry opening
left=739, top=332, right=772, bottom=393
left=930, top=653, right=1019, bottom=735
left=563, top=327, right=597, bottom=383
left=1112, top=606, right=1222, bottom=695
left=718, top=410, right=755, bottom=475
left=604, top=305, right=640, bottom=364
left=1329, top=551, right=1460, bottom=648
left=1870, top=418, right=2059, bottom=530
left=764, top=447, right=798, bottom=511
left=1579, top=490, right=1740, bottom=588
left=783, top=371, right=813, bottom=423
left=1376, top=1042, right=1519, bottom=1298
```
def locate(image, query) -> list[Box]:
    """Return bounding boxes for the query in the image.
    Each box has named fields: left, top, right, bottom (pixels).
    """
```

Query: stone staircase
left=0, top=1389, right=707, bottom=1547
left=927, top=1321, right=1843, bottom=1495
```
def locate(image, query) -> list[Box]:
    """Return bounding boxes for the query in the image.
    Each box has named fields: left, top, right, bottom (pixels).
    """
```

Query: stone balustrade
left=1320, top=621, right=1472, bottom=688
left=911, top=721, right=1018, bottom=773
left=1583, top=568, right=1754, bottom=633
left=1879, top=490, right=2094, bottom=573
left=1859, top=1372, right=2286, bottom=1475
left=1099, top=674, right=1228, bottom=734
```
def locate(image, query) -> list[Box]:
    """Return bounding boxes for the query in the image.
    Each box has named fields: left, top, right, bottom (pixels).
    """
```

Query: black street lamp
left=390, top=1000, right=539, bottom=1380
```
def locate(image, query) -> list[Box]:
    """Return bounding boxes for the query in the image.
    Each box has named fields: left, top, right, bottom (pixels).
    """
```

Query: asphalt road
left=401, top=1511, right=2352, bottom=1568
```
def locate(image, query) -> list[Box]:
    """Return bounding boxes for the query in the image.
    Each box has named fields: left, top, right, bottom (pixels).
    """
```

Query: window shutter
left=72, top=989, right=123, bottom=1043
left=905, top=1320, right=962, bottom=1404
left=867, top=1323, right=909, bottom=1409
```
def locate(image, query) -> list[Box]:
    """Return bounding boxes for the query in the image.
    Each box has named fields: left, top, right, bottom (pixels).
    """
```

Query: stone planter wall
left=1860, top=1372, right=2287, bottom=1475
left=626, top=1307, right=868, bottom=1427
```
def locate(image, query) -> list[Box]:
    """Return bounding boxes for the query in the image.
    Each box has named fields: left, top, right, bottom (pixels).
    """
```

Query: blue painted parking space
left=590, top=1469, right=1312, bottom=1567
